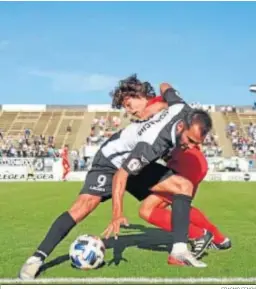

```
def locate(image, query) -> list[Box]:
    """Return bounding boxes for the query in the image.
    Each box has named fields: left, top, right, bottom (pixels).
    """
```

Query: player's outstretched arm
left=103, top=140, right=166, bottom=239
left=102, top=168, right=129, bottom=240
left=112, top=168, right=128, bottom=218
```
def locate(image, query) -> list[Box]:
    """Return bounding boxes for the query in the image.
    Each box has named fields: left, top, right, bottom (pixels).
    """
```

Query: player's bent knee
left=139, top=194, right=169, bottom=221
left=179, top=179, right=193, bottom=197
left=139, top=201, right=155, bottom=221
left=168, top=175, right=194, bottom=197
left=138, top=205, right=151, bottom=221
left=69, top=194, right=101, bottom=223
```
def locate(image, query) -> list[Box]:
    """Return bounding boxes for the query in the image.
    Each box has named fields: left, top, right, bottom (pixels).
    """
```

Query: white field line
left=1, top=277, right=256, bottom=284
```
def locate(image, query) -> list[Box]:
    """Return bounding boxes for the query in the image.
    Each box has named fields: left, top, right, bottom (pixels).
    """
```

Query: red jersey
left=146, top=96, right=163, bottom=106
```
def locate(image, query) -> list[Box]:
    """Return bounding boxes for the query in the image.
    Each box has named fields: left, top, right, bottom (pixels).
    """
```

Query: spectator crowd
left=2, top=110, right=256, bottom=172
left=74, top=114, right=122, bottom=171
left=202, top=132, right=222, bottom=157
left=0, top=129, right=59, bottom=158
left=226, top=122, right=256, bottom=158
left=0, top=114, right=122, bottom=172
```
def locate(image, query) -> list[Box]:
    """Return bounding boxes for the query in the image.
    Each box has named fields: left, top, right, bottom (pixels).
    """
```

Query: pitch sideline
left=1, top=277, right=256, bottom=284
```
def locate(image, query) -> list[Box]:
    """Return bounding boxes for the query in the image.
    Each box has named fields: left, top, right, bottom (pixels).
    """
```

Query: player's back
left=100, top=103, right=185, bottom=169
left=101, top=122, right=139, bottom=168
left=167, top=147, right=208, bottom=186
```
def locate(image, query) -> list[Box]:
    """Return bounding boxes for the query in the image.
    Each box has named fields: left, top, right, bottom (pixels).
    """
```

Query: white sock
left=171, top=242, right=188, bottom=254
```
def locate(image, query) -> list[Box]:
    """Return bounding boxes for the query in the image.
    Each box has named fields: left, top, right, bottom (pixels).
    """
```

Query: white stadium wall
left=87, top=104, right=124, bottom=112
left=66, top=171, right=256, bottom=182
left=0, top=156, right=256, bottom=182
left=2, top=104, right=46, bottom=112
left=0, top=103, right=216, bottom=112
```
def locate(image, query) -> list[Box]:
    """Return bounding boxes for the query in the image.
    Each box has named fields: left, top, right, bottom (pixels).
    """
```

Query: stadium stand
left=0, top=105, right=121, bottom=159
left=1, top=104, right=256, bottom=172
left=223, top=109, right=256, bottom=158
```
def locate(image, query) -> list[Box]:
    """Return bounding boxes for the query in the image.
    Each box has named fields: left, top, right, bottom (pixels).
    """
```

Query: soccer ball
left=69, top=234, right=105, bottom=270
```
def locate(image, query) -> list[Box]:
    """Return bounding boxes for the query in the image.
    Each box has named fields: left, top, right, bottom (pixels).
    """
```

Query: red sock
left=190, top=207, right=225, bottom=244
left=148, top=207, right=204, bottom=239
left=62, top=170, right=70, bottom=180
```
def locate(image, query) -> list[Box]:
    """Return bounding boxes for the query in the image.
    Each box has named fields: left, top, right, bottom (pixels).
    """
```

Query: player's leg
left=139, top=194, right=213, bottom=259
left=19, top=169, right=113, bottom=280
left=62, top=161, right=70, bottom=180
left=139, top=195, right=204, bottom=238
left=28, top=173, right=36, bottom=181
left=167, top=148, right=231, bottom=251
left=128, top=164, right=195, bottom=252
left=190, top=207, right=231, bottom=250
left=149, top=173, right=207, bottom=266
left=63, top=170, right=70, bottom=181
left=139, top=196, right=229, bottom=254
left=127, top=163, right=206, bottom=267
left=36, top=194, right=102, bottom=258
left=19, top=194, right=101, bottom=280
left=128, top=181, right=205, bottom=239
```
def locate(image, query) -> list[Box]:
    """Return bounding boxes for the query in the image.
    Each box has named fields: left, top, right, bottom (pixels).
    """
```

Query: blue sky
left=0, top=1, right=256, bottom=105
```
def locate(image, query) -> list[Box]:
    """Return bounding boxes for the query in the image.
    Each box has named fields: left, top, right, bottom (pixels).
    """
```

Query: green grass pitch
left=0, top=182, right=255, bottom=281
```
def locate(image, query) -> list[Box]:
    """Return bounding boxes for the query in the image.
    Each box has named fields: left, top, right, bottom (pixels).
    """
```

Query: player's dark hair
left=184, top=109, right=212, bottom=137
left=110, top=74, right=156, bottom=109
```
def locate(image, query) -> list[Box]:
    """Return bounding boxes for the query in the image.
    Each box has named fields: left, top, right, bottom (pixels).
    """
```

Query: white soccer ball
left=69, top=234, right=105, bottom=270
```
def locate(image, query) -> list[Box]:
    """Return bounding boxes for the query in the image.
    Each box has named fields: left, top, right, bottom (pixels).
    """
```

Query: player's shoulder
left=120, top=121, right=140, bottom=136
left=166, top=102, right=186, bottom=115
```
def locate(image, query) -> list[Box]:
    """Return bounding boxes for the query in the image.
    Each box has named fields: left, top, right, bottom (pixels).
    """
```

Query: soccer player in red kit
left=113, top=80, right=231, bottom=257
left=61, top=145, right=70, bottom=181
left=142, top=146, right=231, bottom=258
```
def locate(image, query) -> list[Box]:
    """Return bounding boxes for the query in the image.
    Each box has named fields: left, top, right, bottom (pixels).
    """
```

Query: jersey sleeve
left=122, top=141, right=168, bottom=175
left=162, top=87, right=185, bottom=106
left=122, top=122, right=173, bottom=176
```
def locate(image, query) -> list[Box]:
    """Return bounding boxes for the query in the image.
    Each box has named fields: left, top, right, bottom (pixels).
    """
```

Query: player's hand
left=102, top=216, right=129, bottom=240
left=160, top=83, right=172, bottom=95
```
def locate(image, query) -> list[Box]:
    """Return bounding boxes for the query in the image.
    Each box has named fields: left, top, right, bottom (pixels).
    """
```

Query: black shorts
left=126, top=163, right=175, bottom=201
left=27, top=173, right=35, bottom=178
left=80, top=159, right=175, bottom=202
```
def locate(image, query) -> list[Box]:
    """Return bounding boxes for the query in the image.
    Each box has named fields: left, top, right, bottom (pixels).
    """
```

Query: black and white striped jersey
left=95, top=88, right=192, bottom=175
